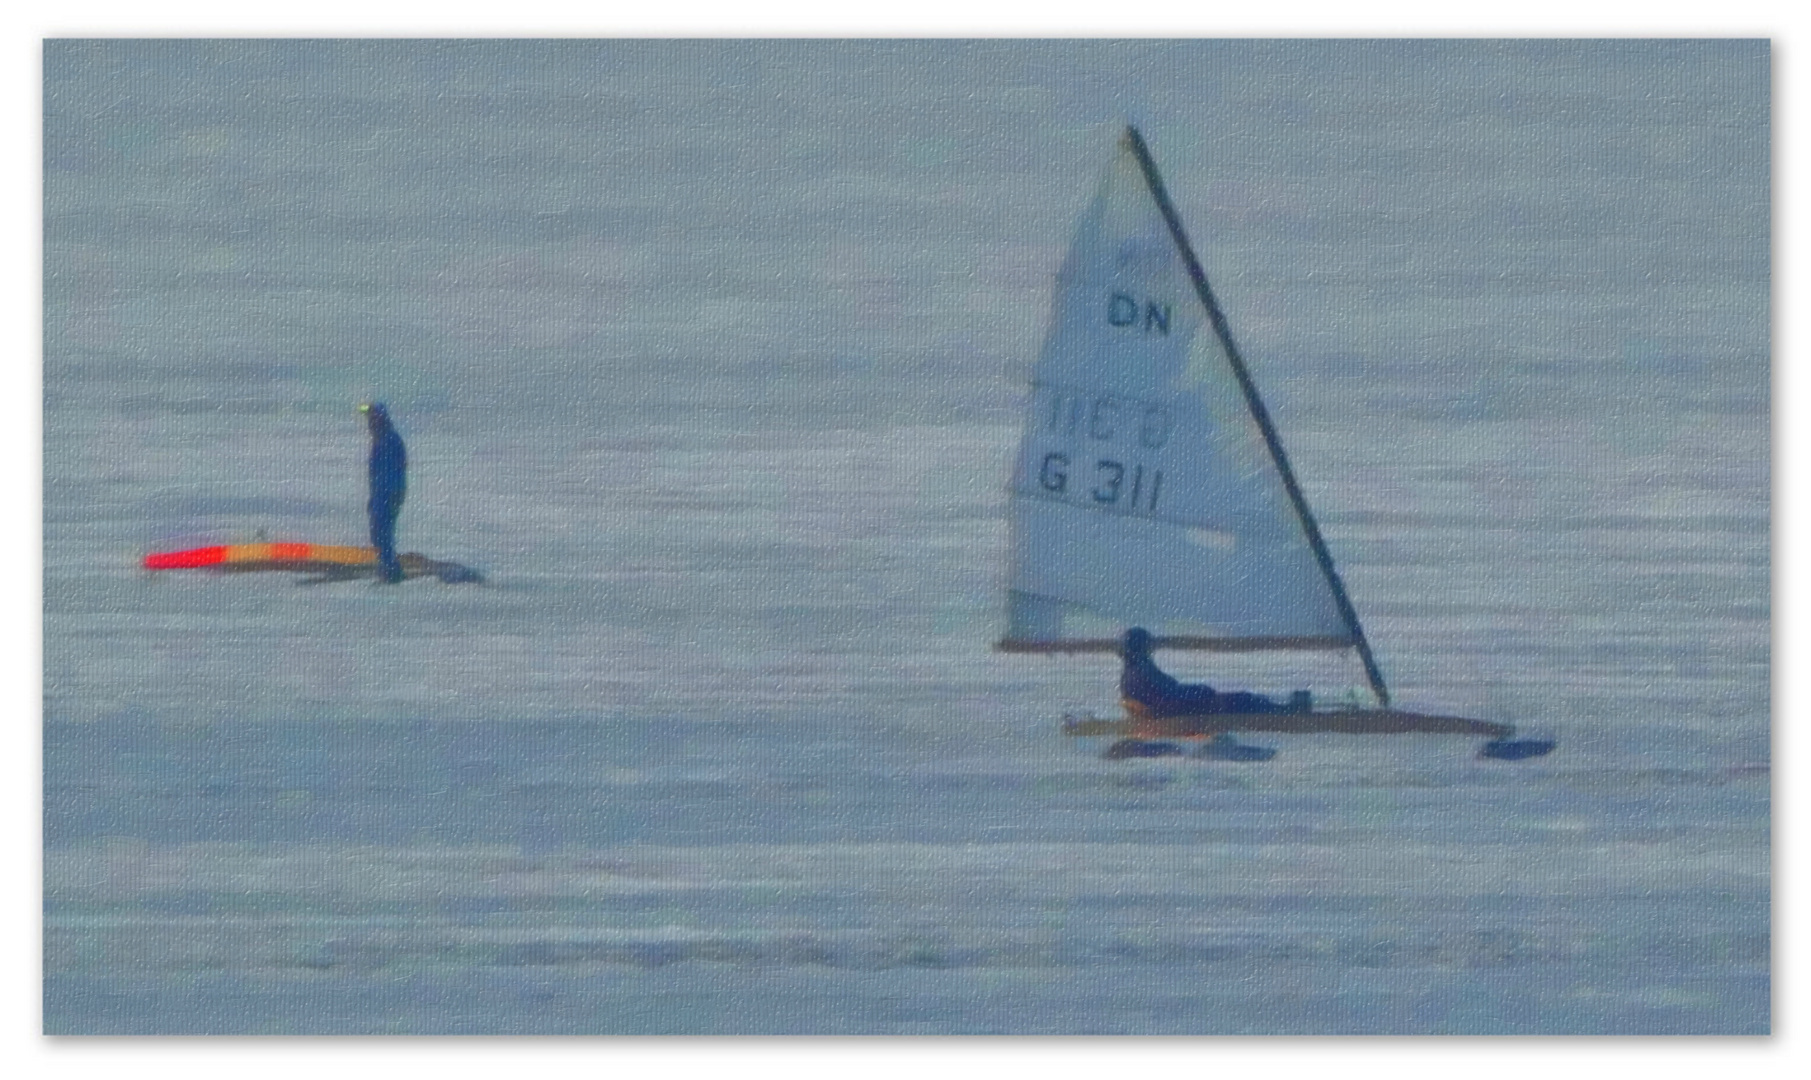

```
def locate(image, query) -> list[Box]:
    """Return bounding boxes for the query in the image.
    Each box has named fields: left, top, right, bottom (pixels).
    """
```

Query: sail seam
left=1008, top=486, right=1243, bottom=533
left=1003, top=588, right=1356, bottom=648
left=1025, top=378, right=1172, bottom=408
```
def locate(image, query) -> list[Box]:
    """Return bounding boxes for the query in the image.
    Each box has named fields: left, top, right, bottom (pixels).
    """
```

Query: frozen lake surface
left=43, top=40, right=1769, bottom=1034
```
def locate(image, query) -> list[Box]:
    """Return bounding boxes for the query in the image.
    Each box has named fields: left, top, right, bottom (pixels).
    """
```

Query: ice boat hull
left=143, top=543, right=483, bottom=583
left=1063, top=709, right=1514, bottom=740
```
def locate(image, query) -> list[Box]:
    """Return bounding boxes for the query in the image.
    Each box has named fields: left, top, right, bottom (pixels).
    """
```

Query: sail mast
left=1122, top=125, right=1391, bottom=706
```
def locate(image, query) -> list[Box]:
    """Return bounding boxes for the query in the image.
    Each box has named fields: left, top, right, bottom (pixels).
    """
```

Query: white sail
left=1003, top=128, right=1363, bottom=657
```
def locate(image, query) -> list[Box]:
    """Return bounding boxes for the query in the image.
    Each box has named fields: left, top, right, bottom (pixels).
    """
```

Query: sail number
left=1039, top=453, right=1164, bottom=513
left=1045, top=388, right=1171, bottom=448
left=1029, top=384, right=1175, bottom=516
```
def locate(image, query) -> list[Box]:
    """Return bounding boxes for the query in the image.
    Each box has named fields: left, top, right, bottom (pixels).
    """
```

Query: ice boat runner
left=997, top=126, right=1551, bottom=762
left=143, top=403, right=482, bottom=584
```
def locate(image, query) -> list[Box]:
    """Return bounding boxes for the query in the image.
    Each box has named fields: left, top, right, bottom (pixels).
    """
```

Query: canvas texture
left=43, top=39, right=1770, bottom=1035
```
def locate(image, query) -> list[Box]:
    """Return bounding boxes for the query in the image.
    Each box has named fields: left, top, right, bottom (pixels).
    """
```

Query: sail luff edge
left=1120, top=124, right=1392, bottom=706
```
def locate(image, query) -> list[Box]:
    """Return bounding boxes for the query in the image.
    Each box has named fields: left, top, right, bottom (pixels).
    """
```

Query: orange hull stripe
left=144, top=543, right=378, bottom=569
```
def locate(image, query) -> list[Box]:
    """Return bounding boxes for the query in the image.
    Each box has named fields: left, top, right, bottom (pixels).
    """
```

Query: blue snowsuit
left=1119, top=627, right=1276, bottom=719
left=363, top=402, right=407, bottom=583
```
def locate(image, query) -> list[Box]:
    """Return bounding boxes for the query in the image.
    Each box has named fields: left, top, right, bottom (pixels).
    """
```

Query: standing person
left=1119, top=626, right=1276, bottom=725
left=360, top=402, right=407, bottom=583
